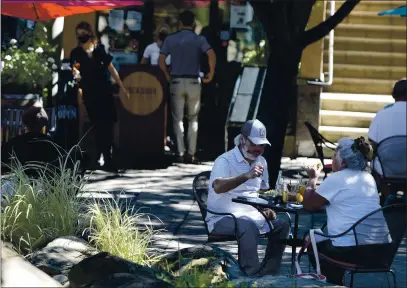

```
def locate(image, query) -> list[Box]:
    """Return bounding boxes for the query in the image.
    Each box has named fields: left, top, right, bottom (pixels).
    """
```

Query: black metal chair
left=192, top=171, right=241, bottom=244
left=304, top=121, right=337, bottom=180
left=373, top=136, right=407, bottom=204
left=297, top=203, right=407, bottom=287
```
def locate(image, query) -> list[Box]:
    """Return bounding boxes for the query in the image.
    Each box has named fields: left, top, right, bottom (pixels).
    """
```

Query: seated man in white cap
left=206, top=119, right=289, bottom=276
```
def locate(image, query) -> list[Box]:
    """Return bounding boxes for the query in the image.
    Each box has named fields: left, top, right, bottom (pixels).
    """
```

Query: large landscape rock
left=1, top=241, right=63, bottom=287
left=27, top=236, right=98, bottom=281
left=68, top=252, right=175, bottom=288
left=154, top=245, right=245, bottom=284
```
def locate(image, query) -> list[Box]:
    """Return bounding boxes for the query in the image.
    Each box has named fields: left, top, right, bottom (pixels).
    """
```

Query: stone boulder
left=154, top=245, right=245, bottom=285
left=27, top=236, right=98, bottom=279
left=68, top=252, right=175, bottom=288
left=1, top=241, right=63, bottom=287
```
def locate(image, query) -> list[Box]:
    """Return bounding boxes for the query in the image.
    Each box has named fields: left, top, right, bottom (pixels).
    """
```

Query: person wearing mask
left=303, top=137, right=392, bottom=285
left=159, top=10, right=216, bottom=164
left=141, top=27, right=171, bottom=66
left=206, top=119, right=289, bottom=276
left=70, top=21, right=129, bottom=172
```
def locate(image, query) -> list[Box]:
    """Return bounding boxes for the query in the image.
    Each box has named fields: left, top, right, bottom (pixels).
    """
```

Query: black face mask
left=77, top=34, right=91, bottom=43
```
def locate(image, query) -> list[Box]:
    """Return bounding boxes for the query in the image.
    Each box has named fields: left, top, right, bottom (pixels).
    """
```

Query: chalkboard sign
left=226, top=66, right=266, bottom=127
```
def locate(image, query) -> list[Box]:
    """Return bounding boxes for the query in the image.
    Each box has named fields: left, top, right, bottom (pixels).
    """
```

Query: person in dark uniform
left=1, top=106, right=60, bottom=177
left=70, top=22, right=129, bottom=172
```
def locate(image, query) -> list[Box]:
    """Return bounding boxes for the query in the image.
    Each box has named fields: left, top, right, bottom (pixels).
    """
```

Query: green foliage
left=1, top=147, right=84, bottom=255
left=1, top=22, right=58, bottom=93
left=84, top=199, right=162, bottom=267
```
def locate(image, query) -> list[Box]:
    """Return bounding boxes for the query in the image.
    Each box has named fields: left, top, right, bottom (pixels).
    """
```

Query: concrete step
left=324, top=50, right=406, bottom=67
left=330, top=10, right=407, bottom=26
left=319, top=126, right=369, bottom=142
left=324, top=36, right=406, bottom=53
left=323, top=63, right=406, bottom=80
left=335, top=23, right=407, bottom=39
left=320, top=110, right=375, bottom=128
left=344, top=1, right=407, bottom=12
left=320, top=93, right=394, bottom=113
left=324, top=77, right=396, bottom=95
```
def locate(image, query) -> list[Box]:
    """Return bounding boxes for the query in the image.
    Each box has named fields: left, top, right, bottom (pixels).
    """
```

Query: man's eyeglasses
left=247, top=139, right=266, bottom=148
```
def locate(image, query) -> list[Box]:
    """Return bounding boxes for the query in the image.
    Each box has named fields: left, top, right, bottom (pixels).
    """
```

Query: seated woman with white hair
left=302, top=137, right=392, bottom=285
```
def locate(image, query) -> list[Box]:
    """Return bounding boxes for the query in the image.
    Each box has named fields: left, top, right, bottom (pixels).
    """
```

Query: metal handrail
left=308, top=0, right=335, bottom=86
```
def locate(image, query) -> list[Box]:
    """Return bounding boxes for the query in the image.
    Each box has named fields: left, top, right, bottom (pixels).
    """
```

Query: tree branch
left=300, top=0, right=360, bottom=48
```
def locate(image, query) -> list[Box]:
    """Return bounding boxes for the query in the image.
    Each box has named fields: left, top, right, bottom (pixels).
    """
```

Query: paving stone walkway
left=82, top=158, right=406, bottom=288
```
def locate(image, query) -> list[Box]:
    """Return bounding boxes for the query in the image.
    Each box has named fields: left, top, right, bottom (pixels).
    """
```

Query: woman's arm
left=107, top=63, right=130, bottom=99
left=303, top=187, right=328, bottom=211
left=302, top=165, right=328, bottom=211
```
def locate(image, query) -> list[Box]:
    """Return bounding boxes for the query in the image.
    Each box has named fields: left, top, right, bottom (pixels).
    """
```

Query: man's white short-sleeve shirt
left=206, top=146, right=270, bottom=233
left=368, top=101, right=406, bottom=174
left=143, top=42, right=171, bottom=66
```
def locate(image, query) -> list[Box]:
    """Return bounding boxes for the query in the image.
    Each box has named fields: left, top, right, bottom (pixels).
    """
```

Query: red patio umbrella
left=1, top=1, right=142, bottom=21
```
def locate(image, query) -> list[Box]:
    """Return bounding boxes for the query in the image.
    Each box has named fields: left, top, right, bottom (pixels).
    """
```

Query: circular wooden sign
left=120, top=71, right=163, bottom=116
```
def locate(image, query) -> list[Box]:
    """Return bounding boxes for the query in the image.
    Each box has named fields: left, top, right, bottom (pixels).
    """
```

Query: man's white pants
left=170, top=77, right=201, bottom=156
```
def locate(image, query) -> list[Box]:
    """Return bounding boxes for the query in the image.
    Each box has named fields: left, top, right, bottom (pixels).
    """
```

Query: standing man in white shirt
left=368, top=79, right=407, bottom=176
left=206, top=119, right=289, bottom=276
left=141, top=27, right=171, bottom=66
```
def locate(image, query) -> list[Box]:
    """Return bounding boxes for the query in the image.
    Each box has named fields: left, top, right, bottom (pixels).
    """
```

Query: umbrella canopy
left=378, top=5, right=406, bottom=17
left=1, top=1, right=142, bottom=21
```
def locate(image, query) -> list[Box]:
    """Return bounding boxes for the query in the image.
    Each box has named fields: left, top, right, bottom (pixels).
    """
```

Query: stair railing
left=308, top=0, right=335, bottom=86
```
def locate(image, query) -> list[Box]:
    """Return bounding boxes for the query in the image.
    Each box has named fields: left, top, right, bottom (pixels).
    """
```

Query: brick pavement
left=82, top=158, right=406, bottom=287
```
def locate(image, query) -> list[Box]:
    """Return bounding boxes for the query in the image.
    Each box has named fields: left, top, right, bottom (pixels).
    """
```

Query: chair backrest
left=192, top=171, right=211, bottom=234
left=353, top=203, right=406, bottom=268
left=376, top=135, right=407, bottom=179
left=304, top=121, right=336, bottom=163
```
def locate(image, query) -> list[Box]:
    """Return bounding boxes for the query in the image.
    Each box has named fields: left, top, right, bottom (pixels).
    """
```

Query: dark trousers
left=308, top=240, right=392, bottom=285
left=90, top=118, right=115, bottom=165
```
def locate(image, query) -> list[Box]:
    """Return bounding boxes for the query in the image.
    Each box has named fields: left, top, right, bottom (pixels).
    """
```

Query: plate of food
left=287, top=203, right=303, bottom=209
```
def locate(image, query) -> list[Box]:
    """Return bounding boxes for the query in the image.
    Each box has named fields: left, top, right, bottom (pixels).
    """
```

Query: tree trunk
left=251, top=0, right=359, bottom=187
left=251, top=0, right=312, bottom=188
left=258, top=43, right=303, bottom=188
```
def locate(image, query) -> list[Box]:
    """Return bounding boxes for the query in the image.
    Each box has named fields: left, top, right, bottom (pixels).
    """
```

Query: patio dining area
left=82, top=157, right=407, bottom=287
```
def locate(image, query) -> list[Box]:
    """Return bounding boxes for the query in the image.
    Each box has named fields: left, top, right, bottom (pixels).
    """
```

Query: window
left=97, top=6, right=143, bottom=71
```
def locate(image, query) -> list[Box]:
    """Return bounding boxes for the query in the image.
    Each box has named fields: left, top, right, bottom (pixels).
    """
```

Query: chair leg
left=389, top=269, right=397, bottom=288
left=349, top=272, right=354, bottom=288
left=344, top=271, right=354, bottom=288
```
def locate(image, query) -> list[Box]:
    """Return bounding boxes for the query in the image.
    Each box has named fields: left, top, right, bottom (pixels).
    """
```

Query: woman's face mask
left=77, top=33, right=91, bottom=44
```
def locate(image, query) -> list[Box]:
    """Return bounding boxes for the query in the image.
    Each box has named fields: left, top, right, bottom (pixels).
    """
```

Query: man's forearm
left=212, top=174, right=249, bottom=194
left=159, top=55, right=170, bottom=80
left=207, top=49, right=216, bottom=74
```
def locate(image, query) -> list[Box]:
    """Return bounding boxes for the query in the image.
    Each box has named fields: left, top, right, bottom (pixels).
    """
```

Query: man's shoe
left=185, top=154, right=199, bottom=164
left=174, top=155, right=185, bottom=163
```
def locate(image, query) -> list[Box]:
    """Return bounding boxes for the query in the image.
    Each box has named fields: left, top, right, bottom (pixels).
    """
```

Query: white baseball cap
left=235, top=119, right=271, bottom=146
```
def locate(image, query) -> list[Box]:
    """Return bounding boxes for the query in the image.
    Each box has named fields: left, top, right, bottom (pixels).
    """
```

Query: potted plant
left=1, top=22, right=58, bottom=99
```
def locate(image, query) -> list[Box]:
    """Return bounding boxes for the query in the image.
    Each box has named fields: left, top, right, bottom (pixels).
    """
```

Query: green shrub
left=1, top=152, right=84, bottom=255
left=85, top=199, right=162, bottom=267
